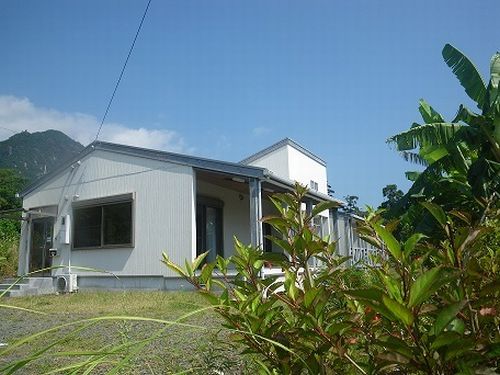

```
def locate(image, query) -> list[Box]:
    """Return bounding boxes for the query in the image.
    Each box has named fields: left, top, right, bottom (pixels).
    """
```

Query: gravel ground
left=0, top=291, right=258, bottom=374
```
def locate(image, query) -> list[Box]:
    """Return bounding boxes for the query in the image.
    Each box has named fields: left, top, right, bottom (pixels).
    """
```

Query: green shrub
left=0, top=219, right=20, bottom=278
left=164, top=184, right=499, bottom=374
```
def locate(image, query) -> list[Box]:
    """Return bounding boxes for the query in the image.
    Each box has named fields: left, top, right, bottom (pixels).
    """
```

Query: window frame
left=72, top=193, right=135, bottom=250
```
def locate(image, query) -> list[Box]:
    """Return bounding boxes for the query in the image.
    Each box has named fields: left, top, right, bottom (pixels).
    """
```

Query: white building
left=17, top=138, right=344, bottom=290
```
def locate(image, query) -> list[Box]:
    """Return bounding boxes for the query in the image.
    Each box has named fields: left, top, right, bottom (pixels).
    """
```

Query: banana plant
left=388, top=45, right=500, bottom=219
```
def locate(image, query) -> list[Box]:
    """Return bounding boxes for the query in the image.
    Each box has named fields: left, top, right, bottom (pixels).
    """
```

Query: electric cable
left=94, top=0, right=152, bottom=141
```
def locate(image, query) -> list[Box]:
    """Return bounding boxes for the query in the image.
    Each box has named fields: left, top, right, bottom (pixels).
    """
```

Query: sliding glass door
left=196, top=197, right=223, bottom=263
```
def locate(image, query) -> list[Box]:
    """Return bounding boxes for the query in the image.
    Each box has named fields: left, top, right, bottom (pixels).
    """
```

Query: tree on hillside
left=0, top=169, right=24, bottom=276
left=341, top=194, right=364, bottom=216
left=379, top=184, right=403, bottom=209
left=0, top=168, right=24, bottom=210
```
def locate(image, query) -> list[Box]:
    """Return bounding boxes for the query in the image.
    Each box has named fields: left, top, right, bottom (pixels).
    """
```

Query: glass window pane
left=103, top=202, right=132, bottom=245
left=74, top=206, right=102, bottom=248
left=205, top=207, right=217, bottom=262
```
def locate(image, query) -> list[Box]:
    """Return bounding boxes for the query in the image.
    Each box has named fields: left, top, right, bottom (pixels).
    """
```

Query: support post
left=20, top=216, right=31, bottom=276
left=305, top=200, right=313, bottom=216
left=249, top=178, right=263, bottom=249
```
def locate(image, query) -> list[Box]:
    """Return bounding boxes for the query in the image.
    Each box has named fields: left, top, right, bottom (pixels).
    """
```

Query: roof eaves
left=266, top=174, right=344, bottom=205
left=19, top=144, right=96, bottom=197
left=93, top=141, right=267, bottom=178
left=240, top=138, right=327, bottom=167
left=20, top=141, right=269, bottom=197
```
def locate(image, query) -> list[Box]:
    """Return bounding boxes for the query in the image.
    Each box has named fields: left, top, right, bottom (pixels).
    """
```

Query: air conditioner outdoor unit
left=56, top=274, right=78, bottom=293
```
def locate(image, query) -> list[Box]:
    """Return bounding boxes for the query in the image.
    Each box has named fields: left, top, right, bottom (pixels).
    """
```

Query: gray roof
left=240, top=138, right=327, bottom=167
left=20, top=140, right=269, bottom=197
left=20, top=140, right=342, bottom=206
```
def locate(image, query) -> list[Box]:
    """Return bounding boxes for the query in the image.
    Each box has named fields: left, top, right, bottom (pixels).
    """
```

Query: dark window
left=103, top=202, right=132, bottom=245
left=73, top=200, right=133, bottom=249
left=263, top=222, right=273, bottom=252
left=196, top=197, right=223, bottom=262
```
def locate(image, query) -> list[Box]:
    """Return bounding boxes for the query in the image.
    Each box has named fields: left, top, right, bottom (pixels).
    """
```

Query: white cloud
left=0, top=95, right=189, bottom=152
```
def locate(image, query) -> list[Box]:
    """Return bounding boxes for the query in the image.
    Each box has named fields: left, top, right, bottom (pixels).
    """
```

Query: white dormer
left=241, top=138, right=328, bottom=195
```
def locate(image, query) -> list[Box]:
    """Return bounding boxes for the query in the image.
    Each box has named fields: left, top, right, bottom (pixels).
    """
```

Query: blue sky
left=1, top=0, right=498, bottom=206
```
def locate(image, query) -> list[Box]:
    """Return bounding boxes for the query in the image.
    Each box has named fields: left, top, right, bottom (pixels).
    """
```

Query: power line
left=94, top=0, right=152, bottom=141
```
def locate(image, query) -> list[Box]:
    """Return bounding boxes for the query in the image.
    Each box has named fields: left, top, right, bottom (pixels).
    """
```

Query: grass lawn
left=0, top=291, right=257, bottom=374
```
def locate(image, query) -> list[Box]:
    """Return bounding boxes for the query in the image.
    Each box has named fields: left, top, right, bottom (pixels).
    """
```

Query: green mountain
left=0, top=130, right=84, bottom=185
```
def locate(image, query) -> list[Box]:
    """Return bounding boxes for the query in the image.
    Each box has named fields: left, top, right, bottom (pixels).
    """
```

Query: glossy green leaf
left=260, top=252, right=287, bottom=268
left=422, top=145, right=449, bottom=163
left=443, top=338, right=474, bottom=361
left=345, top=288, right=384, bottom=302
left=431, top=331, right=461, bottom=350
left=377, top=271, right=403, bottom=303
left=284, top=270, right=299, bottom=301
left=409, top=267, right=446, bottom=307
left=372, top=223, right=402, bottom=260
left=442, top=43, right=487, bottom=109
left=421, top=202, right=448, bottom=227
left=405, top=171, right=421, bottom=181
left=325, top=322, right=351, bottom=336
left=432, top=301, right=466, bottom=336
left=304, top=287, right=321, bottom=308
left=447, top=318, right=465, bottom=335
left=161, top=253, right=187, bottom=277
left=403, top=233, right=428, bottom=257
left=382, top=295, right=414, bottom=326
left=200, top=262, right=215, bottom=283
left=192, top=251, right=209, bottom=270
left=419, top=99, right=445, bottom=123
left=310, top=201, right=339, bottom=218
left=184, top=259, right=193, bottom=277
left=376, top=335, right=414, bottom=358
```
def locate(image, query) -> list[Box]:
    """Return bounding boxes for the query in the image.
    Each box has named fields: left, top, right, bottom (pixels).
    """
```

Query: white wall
left=287, top=146, right=328, bottom=195
left=21, top=150, right=195, bottom=278
left=246, top=147, right=290, bottom=180
left=247, top=144, right=328, bottom=195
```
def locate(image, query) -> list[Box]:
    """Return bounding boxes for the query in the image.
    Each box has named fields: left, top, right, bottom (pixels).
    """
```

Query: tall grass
left=0, top=290, right=258, bottom=374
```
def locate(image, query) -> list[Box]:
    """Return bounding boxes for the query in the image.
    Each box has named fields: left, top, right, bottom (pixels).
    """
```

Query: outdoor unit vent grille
left=56, top=274, right=78, bottom=293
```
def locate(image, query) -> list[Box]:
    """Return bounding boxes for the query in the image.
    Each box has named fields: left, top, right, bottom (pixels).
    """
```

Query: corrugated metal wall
left=331, top=211, right=380, bottom=266
left=21, top=149, right=195, bottom=278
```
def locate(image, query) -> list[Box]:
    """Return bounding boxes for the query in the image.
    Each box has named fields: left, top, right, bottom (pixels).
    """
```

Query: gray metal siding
left=331, top=212, right=380, bottom=266
left=21, top=149, right=194, bottom=278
